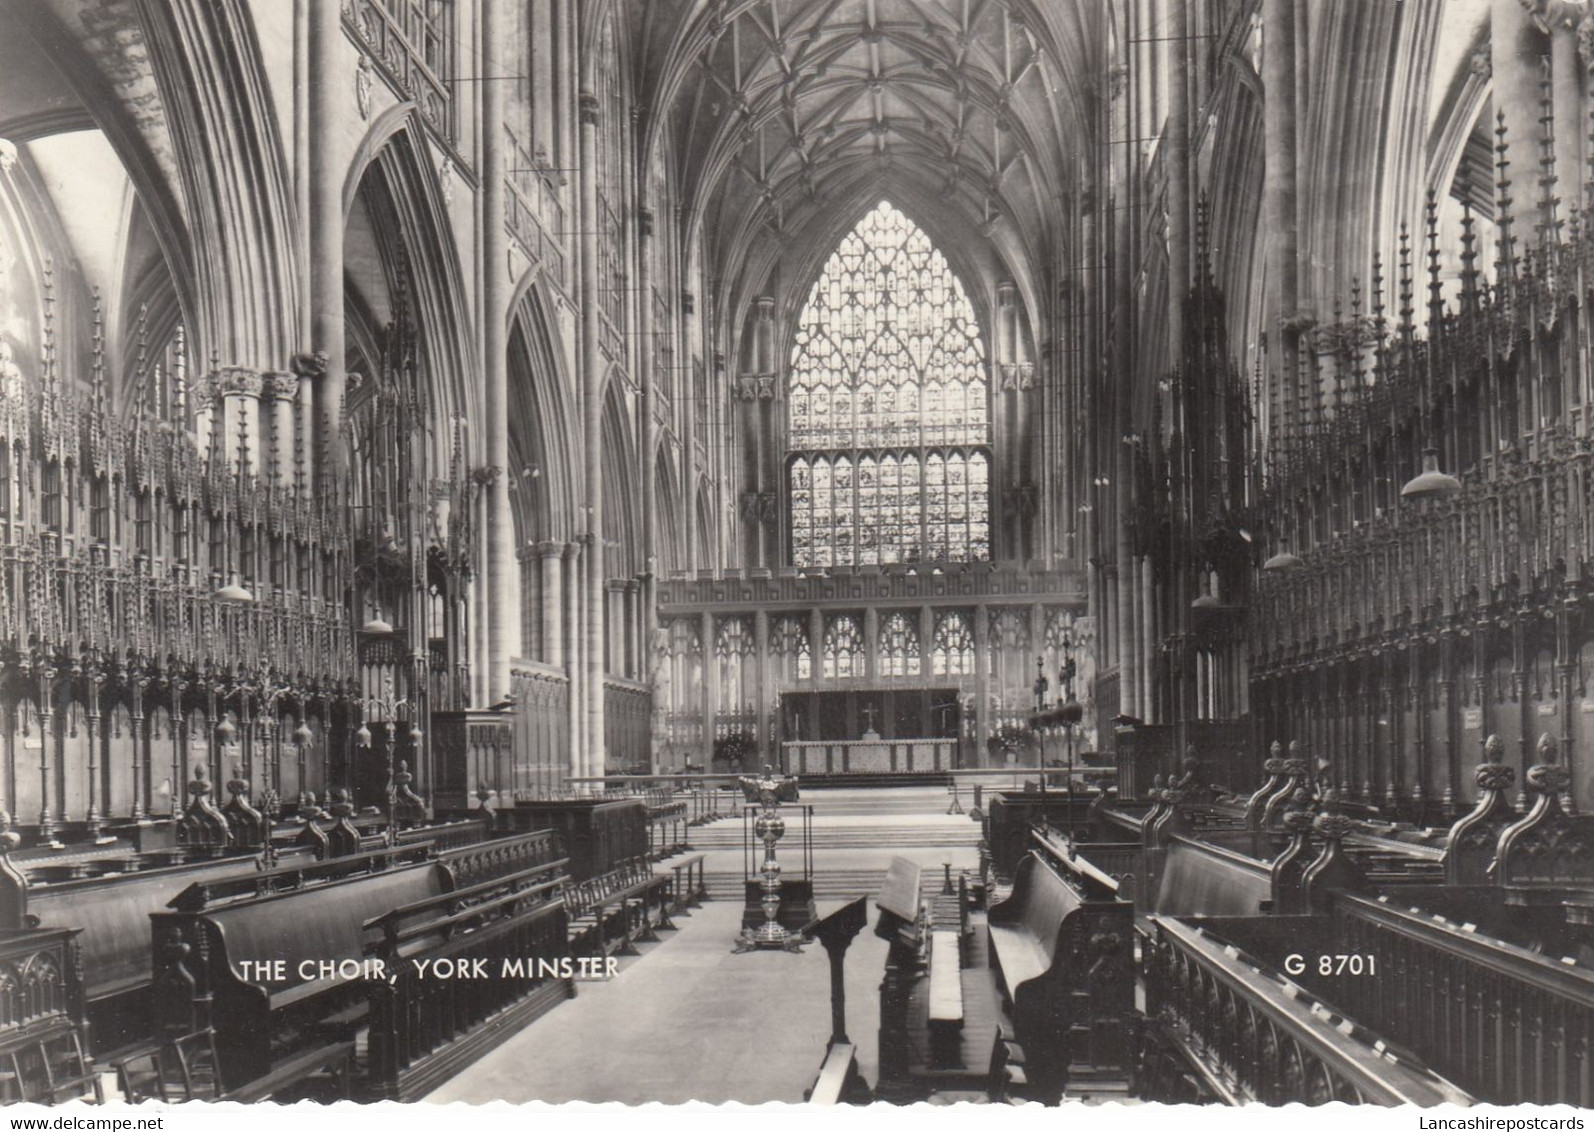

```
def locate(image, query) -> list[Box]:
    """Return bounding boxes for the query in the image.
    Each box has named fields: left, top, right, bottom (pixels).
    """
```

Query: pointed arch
left=654, top=444, right=684, bottom=576
left=342, top=113, right=477, bottom=457
left=509, top=283, right=577, bottom=544
left=785, top=201, right=993, bottom=567
left=600, top=377, right=641, bottom=578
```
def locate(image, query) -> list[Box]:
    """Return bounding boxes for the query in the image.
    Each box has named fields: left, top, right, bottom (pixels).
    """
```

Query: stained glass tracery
left=822, top=614, right=864, bottom=679
left=879, top=612, right=921, bottom=677
left=788, top=201, right=991, bottom=567
left=932, top=611, right=976, bottom=676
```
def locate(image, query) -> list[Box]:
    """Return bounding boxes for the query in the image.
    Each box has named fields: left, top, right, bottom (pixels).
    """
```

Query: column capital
left=578, top=92, right=601, bottom=126
left=260, top=372, right=301, bottom=403
left=534, top=540, right=565, bottom=559
left=209, top=365, right=265, bottom=400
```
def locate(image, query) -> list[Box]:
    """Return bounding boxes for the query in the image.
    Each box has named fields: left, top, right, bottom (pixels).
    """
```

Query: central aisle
left=426, top=898, right=889, bottom=1104
left=428, top=786, right=982, bottom=1104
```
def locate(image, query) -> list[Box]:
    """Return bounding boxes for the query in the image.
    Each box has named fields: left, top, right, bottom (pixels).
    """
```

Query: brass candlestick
left=734, top=767, right=806, bottom=953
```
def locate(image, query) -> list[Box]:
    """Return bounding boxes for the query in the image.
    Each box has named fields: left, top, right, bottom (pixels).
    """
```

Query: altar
left=780, top=735, right=957, bottom=776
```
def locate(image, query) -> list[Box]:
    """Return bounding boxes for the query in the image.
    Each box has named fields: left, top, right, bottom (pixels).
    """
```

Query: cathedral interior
left=0, top=0, right=1591, bottom=1109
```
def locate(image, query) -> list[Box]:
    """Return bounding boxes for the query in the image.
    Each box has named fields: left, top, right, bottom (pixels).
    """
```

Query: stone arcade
left=0, top=0, right=1589, bottom=1108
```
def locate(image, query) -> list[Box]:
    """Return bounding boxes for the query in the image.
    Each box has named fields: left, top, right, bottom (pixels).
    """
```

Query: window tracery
left=788, top=201, right=991, bottom=567
left=932, top=610, right=976, bottom=676
left=771, top=615, right=811, bottom=681
left=821, top=614, right=864, bottom=679
left=878, top=611, right=921, bottom=677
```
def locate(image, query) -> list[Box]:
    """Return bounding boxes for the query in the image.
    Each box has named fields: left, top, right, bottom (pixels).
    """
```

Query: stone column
left=919, top=605, right=934, bottom=682
left=702, top=611, right=717, bottom=764
left=537, top=542, right=564, bottom=666
left=1141, top=555, right=1157, bottom=722
left=309, top=0, right=345, bottom=483
left=262, top=372, right=299, bottom=488
left=753, top=609, right=770, bottom=761
left=1494, top=0, right=1546, bottom=183
left=1263, top=0, right=1299, bottom=439
left=863, top=606, right=879, bottom=683
left=810, top=608, right=826, bottom=684
left=973, top=604, right=990, bottom=766
left=578, top=79, right=606, bottom=785
left=483, top=0, right=516, bottom=700
left=564, top=540, right=582, bottom=781
left=1167, top=0, right=1192, bottom=361
left=638, top=208, right=660, bottom=663
left=1550, top=8, right=1583, bottom=219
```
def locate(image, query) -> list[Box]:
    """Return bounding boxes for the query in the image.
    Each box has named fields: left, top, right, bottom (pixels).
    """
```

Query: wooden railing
left=1143, top=916, right=1472, bottom=1105
left=364, top=863, right=571, bottom=1099
left=1332, top=893, right=1594, bottom=1105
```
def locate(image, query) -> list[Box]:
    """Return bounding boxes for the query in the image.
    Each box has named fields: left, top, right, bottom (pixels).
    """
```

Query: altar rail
left=1143, top=916, right=1471, bottom=1105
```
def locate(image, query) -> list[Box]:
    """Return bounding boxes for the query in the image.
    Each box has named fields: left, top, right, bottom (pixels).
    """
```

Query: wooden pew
left=664, top=852, right=707, bottom=913
left=986, top=831, right=1134, bottom=1099
left=150, top=847, right=449, bottom=1096
left=562, top=856, right=672, bottom=958
left=15, top=846, right=317, bottom=1051
left=363, top=858, right=574, bottom=1100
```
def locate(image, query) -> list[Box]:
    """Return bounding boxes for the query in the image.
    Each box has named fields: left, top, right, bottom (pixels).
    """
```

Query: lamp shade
left=361, top=617, right=396, bottom=635
left=1262, top=548, right=1302, bottom=571
left=354, top=722, right=373, bottom=748
left=1400, top=448, right=1461, bottom=501
left=214, top=581, right=254, bottom=603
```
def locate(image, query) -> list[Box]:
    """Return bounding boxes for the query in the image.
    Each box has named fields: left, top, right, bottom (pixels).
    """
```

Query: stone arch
left=600, top=378, right=641, bottom=579
left=342, top=110, right=477, bottom=453
left=654, top=444, right=684, bottom=576
left=508, top=283, right=578, bottom=545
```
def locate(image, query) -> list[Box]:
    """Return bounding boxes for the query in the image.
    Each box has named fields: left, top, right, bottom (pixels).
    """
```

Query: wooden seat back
left=1153, top=837, right=1271, bottom=917
left=27, top=857, right=270, bottom=1000
left=150, top=859, right=446, bottom=1092
left=987, top=853, right=1075, bottom=964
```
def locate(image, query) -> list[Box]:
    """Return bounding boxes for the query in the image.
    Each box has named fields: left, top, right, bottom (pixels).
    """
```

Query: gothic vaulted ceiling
left=633, top=0, right=1101, bottom=310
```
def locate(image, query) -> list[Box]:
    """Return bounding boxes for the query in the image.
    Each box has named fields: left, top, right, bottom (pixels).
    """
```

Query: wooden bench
left=13, top=847, right=317, bottom=1051
left=563, top=856, right=672, bottom=957
left=986, top=832, right=1135, bottom=1097
left=361, top=858, right=574, bottom=1100
left=666, top=852, right=707, bottom=912
left=150, top=852, right=449, bottom=1096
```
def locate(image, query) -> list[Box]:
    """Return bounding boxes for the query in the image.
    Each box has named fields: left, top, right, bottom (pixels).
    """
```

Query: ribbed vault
left=633, top=0, right=1101, bottom=313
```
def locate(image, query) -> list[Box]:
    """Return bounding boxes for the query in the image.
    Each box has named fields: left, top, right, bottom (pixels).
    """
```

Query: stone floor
left=426, top=786, right=980, bottom=1105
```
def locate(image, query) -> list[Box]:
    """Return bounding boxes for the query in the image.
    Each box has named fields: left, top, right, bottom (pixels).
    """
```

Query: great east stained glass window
left=788, top=202, right=991, bottom=567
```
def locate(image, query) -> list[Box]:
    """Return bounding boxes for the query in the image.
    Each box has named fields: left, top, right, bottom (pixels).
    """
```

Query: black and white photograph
left=0, top=0, right=1588, bottom=1114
